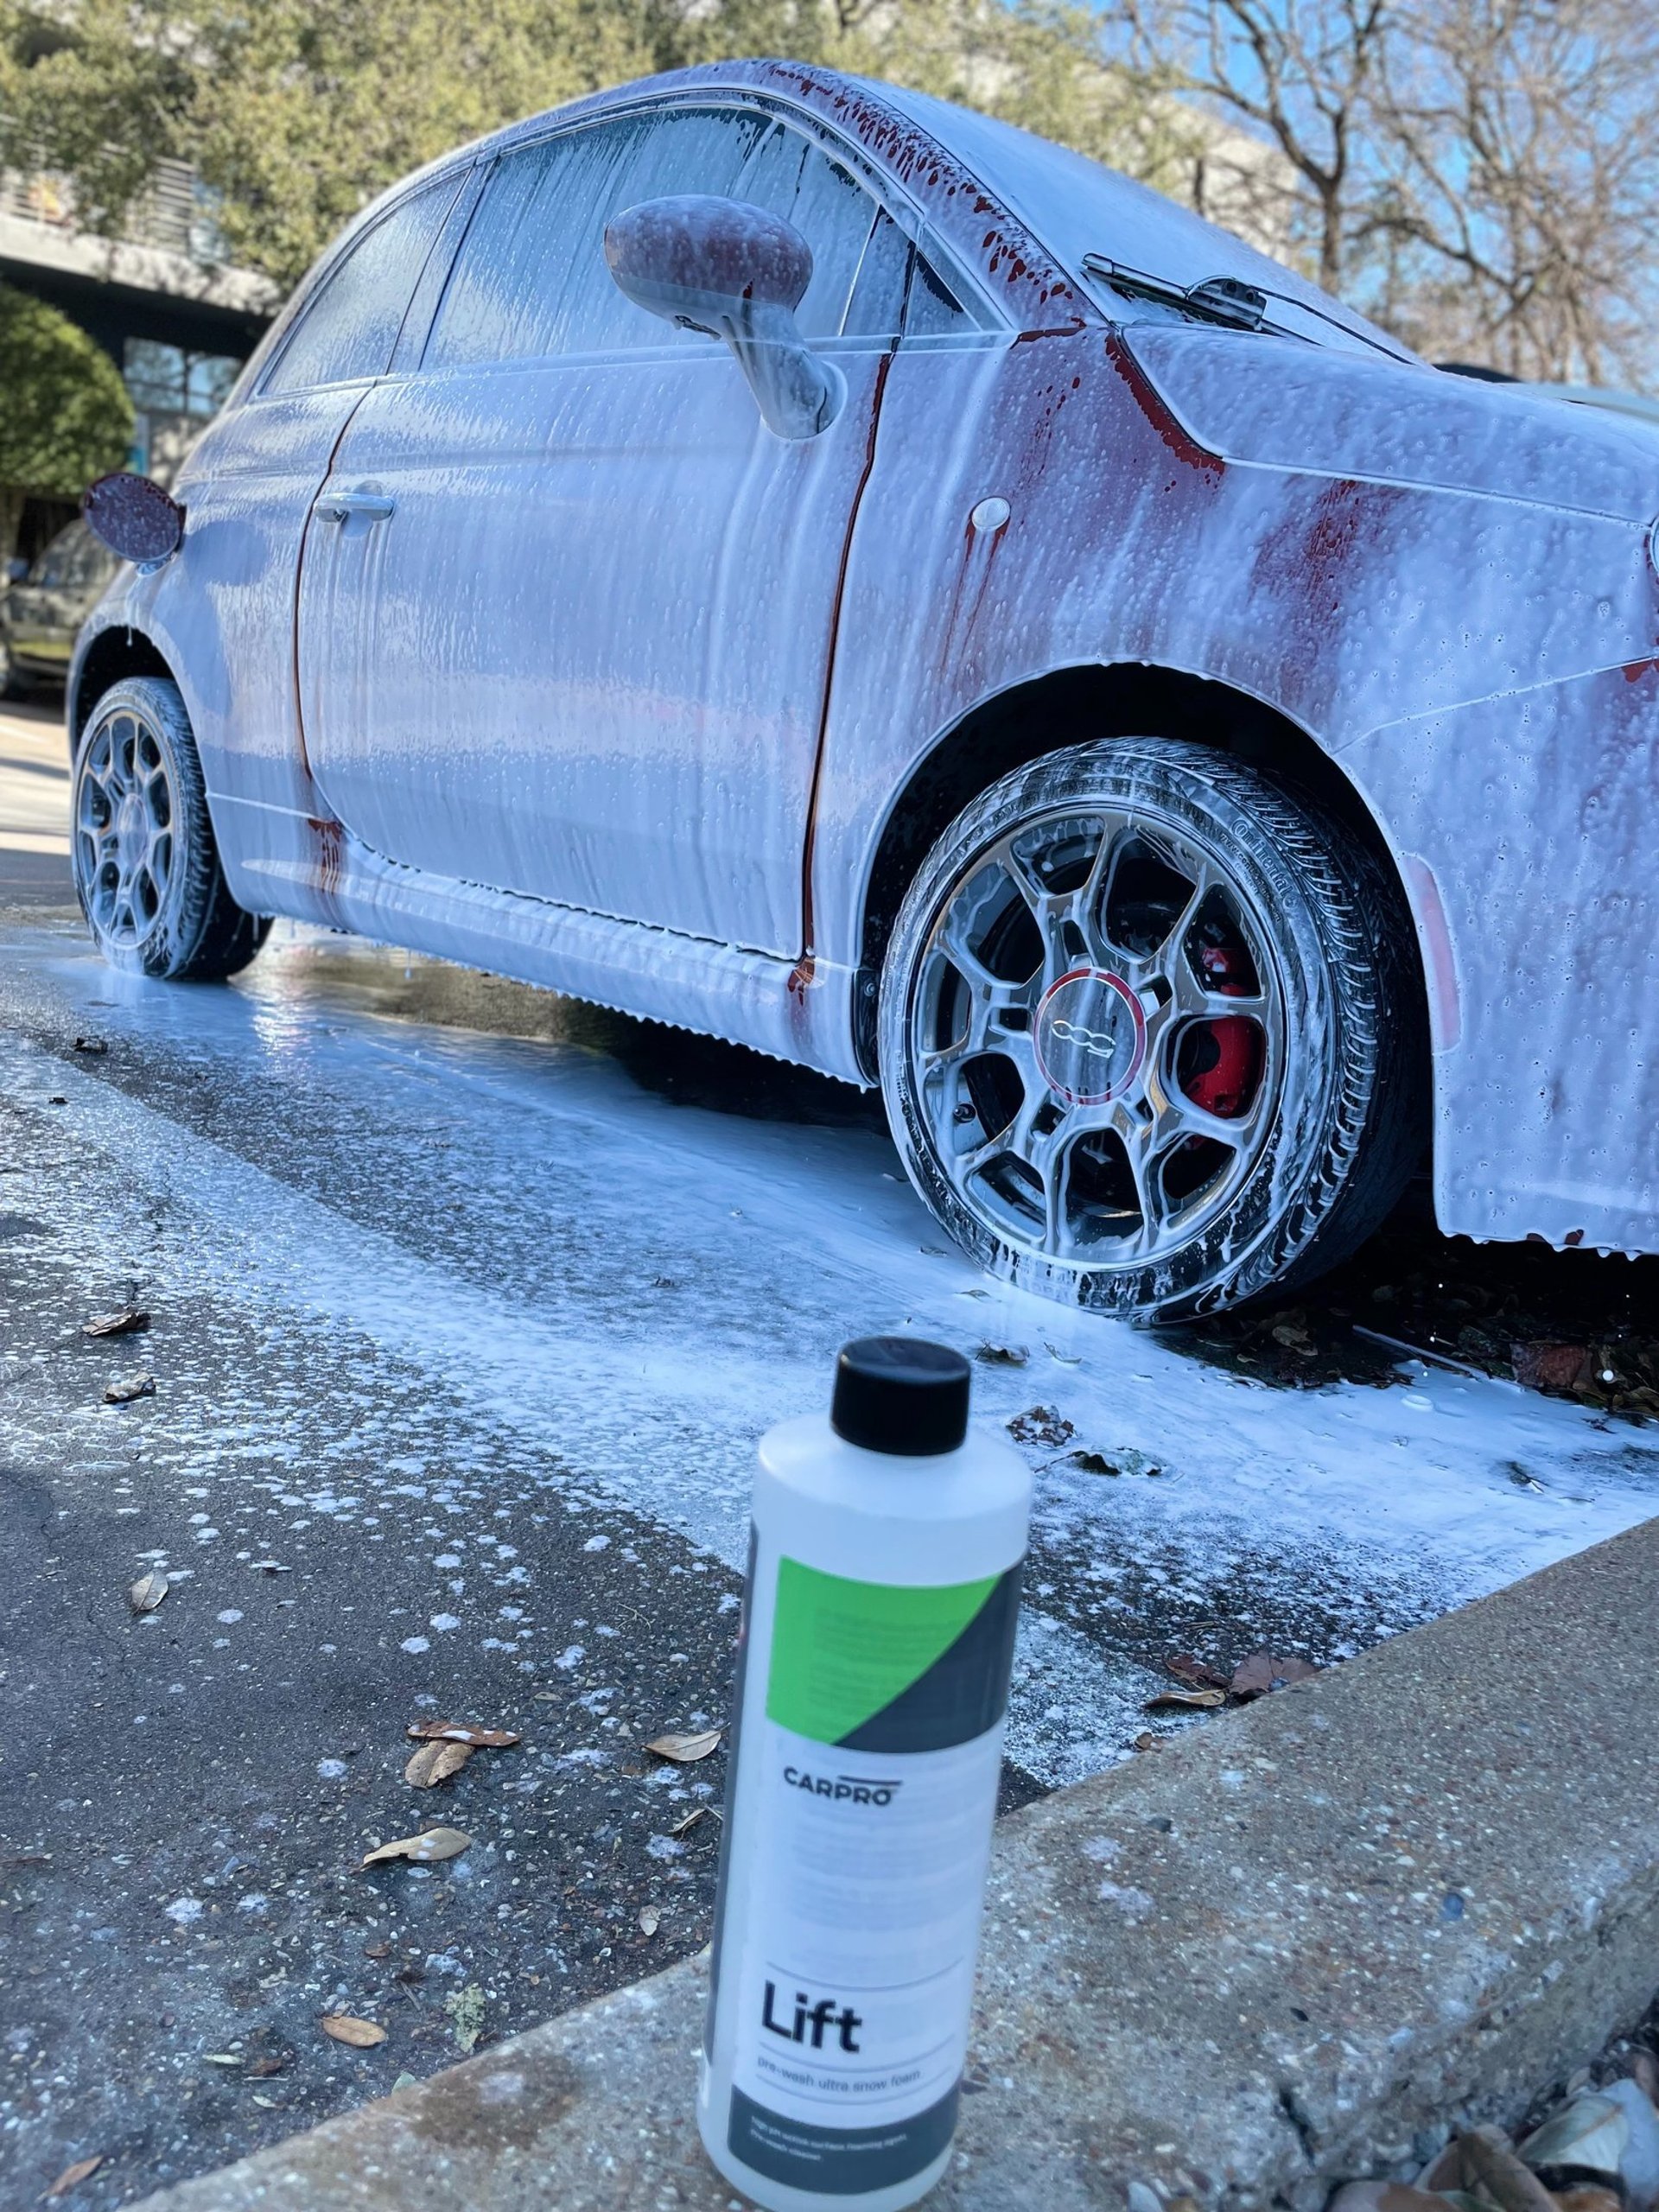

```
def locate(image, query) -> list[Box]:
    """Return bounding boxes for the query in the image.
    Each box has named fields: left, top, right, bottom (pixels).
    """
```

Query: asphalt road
left=3, top=701, right=1656, bottom=2207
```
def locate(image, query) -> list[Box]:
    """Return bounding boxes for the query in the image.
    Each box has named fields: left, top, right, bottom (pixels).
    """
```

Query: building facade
left=0, top=152, right=276, bottom=559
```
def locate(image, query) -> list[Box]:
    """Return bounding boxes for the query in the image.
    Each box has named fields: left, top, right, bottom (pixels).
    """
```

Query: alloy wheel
left=75, top=706, right=176, bottom=949
left=909, top=802, right=1285, bottom=1272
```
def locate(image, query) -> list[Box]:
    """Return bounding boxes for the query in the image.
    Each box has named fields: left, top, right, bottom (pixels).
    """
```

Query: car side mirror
left=604, top=195, right=845, bottom=442
left=81, top=473, right=186, bottom=569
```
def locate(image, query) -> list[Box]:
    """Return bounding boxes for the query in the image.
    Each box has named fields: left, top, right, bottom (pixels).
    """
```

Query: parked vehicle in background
left=70, top=60, right=1659, bottom=1318
left=2, top=520, right=118, bottom=696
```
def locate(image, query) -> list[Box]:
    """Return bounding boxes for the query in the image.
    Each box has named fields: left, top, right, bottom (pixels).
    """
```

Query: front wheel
left=73, top=675, right=270, bottom=980
left=879, top=737, right=1423, bottom=1319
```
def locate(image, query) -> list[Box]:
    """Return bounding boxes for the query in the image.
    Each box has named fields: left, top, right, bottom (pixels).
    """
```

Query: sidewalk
left=0, top=696, right=74, bottom=906
left=139, top=1512, right=1659, bottom=2212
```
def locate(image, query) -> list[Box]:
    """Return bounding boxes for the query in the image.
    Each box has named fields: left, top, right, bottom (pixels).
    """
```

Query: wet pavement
left=2, top=757, right=1656, bottom=2206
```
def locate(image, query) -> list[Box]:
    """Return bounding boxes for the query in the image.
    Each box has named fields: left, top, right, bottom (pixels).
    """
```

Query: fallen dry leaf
left=1426, top=2131, right=1559, bottom=2212
left=645, top=1728, right=722, bottom=1764
left=128, top=1571, right=168, bottom=1615
left=1328, top=2185, right=1465, bottom=2212
left=404, top=1739, right=474, bottom=1789
left=1511, top=1340, right=1593, bottom=1393
left=1131, top=1730, right=1162, bottom=1752
left=1144, top=1687, right=1228, bottom=1712
left=444, top=1985, right=485, bottom=2054
left=1007, top=1405, right=1074, bottom=1447
left=975, top=1343, right=1029, bottom=1367
left=43, top=2155, right=104, bottom=2198
left=1518, top=2092, right=1629, bottom=2176
left=321, top=2015, right=386, bottom=2049
left=1070, top=1446, right=1165, bottom=1479
left=359, top=1827, right=471, bottom=1868
left=83, top=1306, right=149, bottom=1338
left=638, top=1904, right=660, bottom=1936
left=1553, top=2190, right=1624, bottom=2212
left=1166, top=1652, right=1231, bottom=1690
left=1230, top=1649, right=1319, bottom=1700
left=405, top=1721, right=520, bottom=1748
left=103, top=1374, right=155, bottom=1406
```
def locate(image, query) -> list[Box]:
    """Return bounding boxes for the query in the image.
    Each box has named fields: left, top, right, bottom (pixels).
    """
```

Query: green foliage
left=189, top=0, right=659, bottom=289
left=656, top=1, right=1202, bottom=199
left=0, top=0, right=1189, bottom=290
left=0, top=0, right=196, bottom=235
left=0, top=282, right=133, bottom=561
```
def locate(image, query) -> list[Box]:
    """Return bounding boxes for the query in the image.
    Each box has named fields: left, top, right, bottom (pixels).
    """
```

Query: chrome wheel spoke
left=920, top=970, right=1035, bottom=1075
left=910, top=795, right=1284, bottom=1276
left=1168, top=952, right=1266, bottom=1024
left=73, top=708, right=176, bottom=952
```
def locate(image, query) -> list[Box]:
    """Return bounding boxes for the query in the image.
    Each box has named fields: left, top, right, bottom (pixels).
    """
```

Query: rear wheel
left=73, top=675, right=270, bottom=980
left=879, top=736, right=1423, bottom=1319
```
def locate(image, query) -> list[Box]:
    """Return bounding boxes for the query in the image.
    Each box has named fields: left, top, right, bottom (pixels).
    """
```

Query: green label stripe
left=766, top=1557, right=1020, bottom=1751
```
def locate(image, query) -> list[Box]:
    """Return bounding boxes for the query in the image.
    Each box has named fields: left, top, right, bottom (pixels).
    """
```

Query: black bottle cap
left=830, top=1337, right=971, bottom=1457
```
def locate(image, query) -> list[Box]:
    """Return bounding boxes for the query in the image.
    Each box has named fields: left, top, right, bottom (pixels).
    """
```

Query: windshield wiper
left=1083, top=253, right=1410, bottom=364
left=1082, top=254, right=1249, bottom=327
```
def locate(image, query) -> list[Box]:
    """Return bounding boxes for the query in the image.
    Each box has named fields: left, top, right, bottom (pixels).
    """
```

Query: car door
left=296, top=102, right=910, bottom=958
left=160, top=168, right=466, bottom=814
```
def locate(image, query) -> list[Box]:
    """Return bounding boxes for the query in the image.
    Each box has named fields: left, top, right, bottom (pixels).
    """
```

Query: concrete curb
left=140, top=1516, right=1659, bottom=2212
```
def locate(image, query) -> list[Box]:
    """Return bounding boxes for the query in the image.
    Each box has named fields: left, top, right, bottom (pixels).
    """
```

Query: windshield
left=27, top=521, right=115, bottom=591
left=874, top=79, right=1416, bottom=365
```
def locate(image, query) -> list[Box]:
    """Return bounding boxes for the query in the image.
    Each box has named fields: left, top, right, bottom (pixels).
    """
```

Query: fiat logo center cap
left=1033, top=967, right=1147, bottom=1107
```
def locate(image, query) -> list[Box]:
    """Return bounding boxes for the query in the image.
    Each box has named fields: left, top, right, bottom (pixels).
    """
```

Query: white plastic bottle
left=698, top=1336, right=1032, bottom=2211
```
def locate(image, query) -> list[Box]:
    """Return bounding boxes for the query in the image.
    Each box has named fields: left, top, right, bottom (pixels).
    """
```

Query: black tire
left=72, top=675, right=270, bottom=981
left=878, top=736, right=1424, bottom=1320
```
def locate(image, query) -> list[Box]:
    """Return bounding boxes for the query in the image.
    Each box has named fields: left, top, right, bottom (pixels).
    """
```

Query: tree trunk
left=1319, top=187, right=1344, bottom=292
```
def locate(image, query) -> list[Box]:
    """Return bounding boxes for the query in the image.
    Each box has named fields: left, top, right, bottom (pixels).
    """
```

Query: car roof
left=355, top=58, right=1407, bottom=355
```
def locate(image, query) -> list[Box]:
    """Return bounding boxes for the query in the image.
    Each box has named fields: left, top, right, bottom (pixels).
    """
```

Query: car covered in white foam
left=70, top=60, right=1659, bottom=1317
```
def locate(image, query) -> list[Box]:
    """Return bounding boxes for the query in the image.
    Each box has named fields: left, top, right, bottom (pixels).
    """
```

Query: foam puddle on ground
left=3, top=921, right=1656, bottom=1786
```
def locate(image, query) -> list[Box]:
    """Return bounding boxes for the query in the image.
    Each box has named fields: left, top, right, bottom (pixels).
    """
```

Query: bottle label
left=723, top=1554, right=1021, bottom=2196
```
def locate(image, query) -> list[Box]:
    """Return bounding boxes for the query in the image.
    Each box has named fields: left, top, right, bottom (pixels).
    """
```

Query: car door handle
left=316, top=489, right=396, bottom=524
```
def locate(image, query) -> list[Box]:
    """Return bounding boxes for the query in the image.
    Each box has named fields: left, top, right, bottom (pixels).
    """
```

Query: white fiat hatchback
left=72, top=60, right=1659, bottom=1317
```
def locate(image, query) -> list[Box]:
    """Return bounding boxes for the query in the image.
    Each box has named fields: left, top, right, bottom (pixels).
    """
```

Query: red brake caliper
left=1183, top=942, right=1262, bottom=1119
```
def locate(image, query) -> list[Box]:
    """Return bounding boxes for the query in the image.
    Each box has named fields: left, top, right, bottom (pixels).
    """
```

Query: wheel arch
left=69, top=623, right=181, bottom=760
left=854, top=661, right=1433, bottom=1098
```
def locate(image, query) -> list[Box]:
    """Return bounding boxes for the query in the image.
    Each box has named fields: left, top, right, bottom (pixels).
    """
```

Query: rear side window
left=266, top=176, right=458, bottom=394
left=905, top=252, right=973, bottom=339
left=427, top=108, right=771, bottom=367
left=734, top=128, right=977, bottom=344
left=734, top=124, right=881, bottom=340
